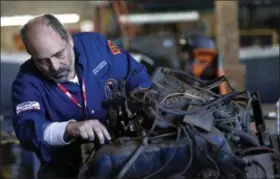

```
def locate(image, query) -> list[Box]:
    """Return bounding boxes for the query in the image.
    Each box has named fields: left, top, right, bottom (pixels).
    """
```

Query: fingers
left=78, top=124, right=95, bottom=141
left=87, top=127, right=95, bottom=141
left=77, top=120, right=111, bottom=144
left=92, top=127, right=105, bottom=144
left=100, top=125, right=111, bottom=141
left=90, top=120, right=111, bottom=144
left=80, top=131, right=88, bottom=140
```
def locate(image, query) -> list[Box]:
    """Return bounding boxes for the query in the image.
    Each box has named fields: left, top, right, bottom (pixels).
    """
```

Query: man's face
left=27, top=26, right=75, bottom=83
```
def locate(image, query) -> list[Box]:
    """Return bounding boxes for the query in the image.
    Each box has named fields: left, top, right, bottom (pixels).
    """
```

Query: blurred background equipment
left=240, top=46, right=279, bottom=103
left=215, top=1, right=244, bottom=92
left=1, top=0, right=279, bottom=178
left=0, top=115, right=21, bottom=179
left=277, top=99, right=280, bottom=135
left=1, top=52, right=29, bottom=114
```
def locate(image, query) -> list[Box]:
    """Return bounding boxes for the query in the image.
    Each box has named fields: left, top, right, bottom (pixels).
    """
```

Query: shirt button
left=91, top=110, right=95, bottom=114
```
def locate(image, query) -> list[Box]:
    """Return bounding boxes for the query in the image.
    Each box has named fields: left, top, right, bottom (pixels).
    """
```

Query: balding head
left=20, top=14, right=69, bottom=52
left=20, top=14, right=75, bottom=83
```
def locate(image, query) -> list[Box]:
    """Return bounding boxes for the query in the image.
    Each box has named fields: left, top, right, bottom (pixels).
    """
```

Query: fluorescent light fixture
left=1, top=14, right=80, bottom=27
left=80, top=20, right=94, bottom=32
left=1, top=51, right=30, bottom=64
left=179, top=39, right=187, bottom=45
left=119, top=11, right=199, bottom=24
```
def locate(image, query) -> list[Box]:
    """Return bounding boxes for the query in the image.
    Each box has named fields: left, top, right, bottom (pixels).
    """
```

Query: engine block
left=79, top=67, right=280, bottom=179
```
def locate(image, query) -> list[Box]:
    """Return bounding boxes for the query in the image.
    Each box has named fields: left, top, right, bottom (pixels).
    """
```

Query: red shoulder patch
left=107, top=40, right=121, bottom=55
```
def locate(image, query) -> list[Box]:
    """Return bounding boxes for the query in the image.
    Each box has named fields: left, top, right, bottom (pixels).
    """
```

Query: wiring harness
left=79, top=67, right=280, bottom=179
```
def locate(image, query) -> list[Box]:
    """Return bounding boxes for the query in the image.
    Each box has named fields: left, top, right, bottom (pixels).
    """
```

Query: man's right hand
left=65, top=120, right=111, bottom=144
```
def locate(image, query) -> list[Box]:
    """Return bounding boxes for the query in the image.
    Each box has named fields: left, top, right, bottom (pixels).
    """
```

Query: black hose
left=216, top=124, right=260, bottom=147
left=249, top=160, right=268, bottom=179
left=168, top=125, right=193, bottom=178
left=190, top=125, right=220, bottom=179
left=189, top=125, right=248, bottom=167
left=237, top=147, right=280, bottom=158
left=129, top=87, right=151, bottom=104
left=233, top=131, right=259, bottom=147
left=162, top=99, right=205, bottom=108
left=191, top=85, right=220, bottom=97
left=159, top=91, right=244, bottom=116
left=161, top=68, right=235, bottom=92
left=161, top=68, right=207, bottom=84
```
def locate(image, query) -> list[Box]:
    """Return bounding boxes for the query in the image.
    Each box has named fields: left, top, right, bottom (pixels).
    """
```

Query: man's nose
left=49, top=58, right=60, bottom=71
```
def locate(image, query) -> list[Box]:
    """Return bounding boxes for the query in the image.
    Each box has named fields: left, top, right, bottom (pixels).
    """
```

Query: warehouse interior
left=1, top=1, right=280, bottom=179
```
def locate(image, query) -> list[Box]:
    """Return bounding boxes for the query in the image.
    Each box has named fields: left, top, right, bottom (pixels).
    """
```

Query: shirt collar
left=73, top=47, right=85, bottom=84
left=74, top=47, right=84, bottom=66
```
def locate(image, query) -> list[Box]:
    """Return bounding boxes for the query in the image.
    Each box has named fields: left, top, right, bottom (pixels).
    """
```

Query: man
left=177, top=34, right=219, bottom=87
left=11, top=14, right=152, bottom=178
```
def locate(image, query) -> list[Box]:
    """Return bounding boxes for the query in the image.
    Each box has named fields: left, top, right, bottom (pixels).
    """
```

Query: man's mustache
left=47, top=67, right=70, bottom=78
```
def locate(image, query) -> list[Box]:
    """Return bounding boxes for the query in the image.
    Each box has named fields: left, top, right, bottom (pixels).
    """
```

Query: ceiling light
left=179, top=39, right=187, bottom=45
left=1, top=14, right=80, bottom=27
left=119, top=11, right=200, bottom=24
left=80, top=20, right=94, bottom=32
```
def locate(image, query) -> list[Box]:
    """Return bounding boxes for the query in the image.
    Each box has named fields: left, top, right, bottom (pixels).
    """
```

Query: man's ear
left=67, top=31, right=74, bottom=47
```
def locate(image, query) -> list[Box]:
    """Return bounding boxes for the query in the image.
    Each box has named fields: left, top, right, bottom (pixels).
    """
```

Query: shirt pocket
left=87, top=63, right=113, bottom=121
left=92, top=59, right=112, bottom=79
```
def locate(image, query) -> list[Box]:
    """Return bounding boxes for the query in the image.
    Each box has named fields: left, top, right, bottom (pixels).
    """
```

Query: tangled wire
left=78, top=68, right=280, bottom=179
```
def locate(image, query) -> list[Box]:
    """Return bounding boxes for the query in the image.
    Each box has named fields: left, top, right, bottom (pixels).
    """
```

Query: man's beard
left=39, top=61, right=74, bottom=83
left=35, top=55, right=75, bottom=83
left=45, top=67, right=72, bottom=83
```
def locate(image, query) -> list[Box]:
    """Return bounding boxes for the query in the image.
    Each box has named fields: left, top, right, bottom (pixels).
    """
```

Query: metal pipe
left=276, top=98, right=280, bottom=135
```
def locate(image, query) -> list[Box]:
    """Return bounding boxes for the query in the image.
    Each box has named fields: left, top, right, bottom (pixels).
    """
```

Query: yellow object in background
left=1, top=166, right=13, bottom=179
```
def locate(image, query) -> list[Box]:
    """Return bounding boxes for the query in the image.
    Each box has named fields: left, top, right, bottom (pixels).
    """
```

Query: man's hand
left=65, top=120, right=111, bottom=144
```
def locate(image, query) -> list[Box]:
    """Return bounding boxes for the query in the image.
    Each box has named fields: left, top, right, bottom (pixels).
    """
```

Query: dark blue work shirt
left=11, top=32, right=152, bottom=165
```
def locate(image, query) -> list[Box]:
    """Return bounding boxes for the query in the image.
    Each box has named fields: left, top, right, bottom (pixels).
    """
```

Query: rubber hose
left=159, top=91, right=243, bottom=116
left=216, top=124, right=260, bottom=147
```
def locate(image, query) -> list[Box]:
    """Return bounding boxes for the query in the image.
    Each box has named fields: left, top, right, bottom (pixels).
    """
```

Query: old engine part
left=78, top=67, right=280, bottom=179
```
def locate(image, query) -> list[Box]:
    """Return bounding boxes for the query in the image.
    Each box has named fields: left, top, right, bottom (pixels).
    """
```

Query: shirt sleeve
left=43, top=120, right=76, bottom=146
left=97, top=34, right=153, bottom=91
left=11, top=74, right=52, bottom=160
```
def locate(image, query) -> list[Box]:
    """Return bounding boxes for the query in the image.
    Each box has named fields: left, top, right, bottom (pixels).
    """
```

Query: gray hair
left=20, top=14, right=69, bottom=50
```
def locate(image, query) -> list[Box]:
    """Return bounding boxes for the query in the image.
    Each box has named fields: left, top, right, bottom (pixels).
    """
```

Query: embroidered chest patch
left=108, top=40, right=121, bottom=55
